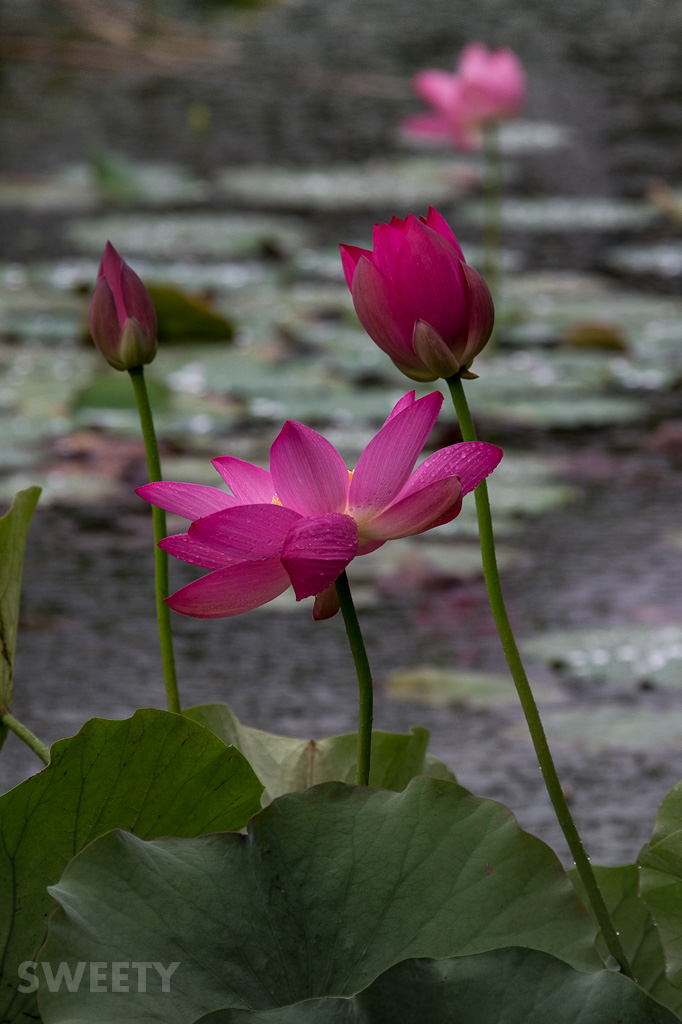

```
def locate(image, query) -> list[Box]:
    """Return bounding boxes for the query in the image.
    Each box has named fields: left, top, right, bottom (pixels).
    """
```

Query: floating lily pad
left=607, top=242, right=682, bottom=279
left=146, top=285, right=234, bottom=342
left=66, top=213, right=311, bottom=259
left=297, top=323, right=396, bottom=374
left=504, top=706, right=682, bottom=753
left=434, top=452, right=577, bottom=538
left=0, top=168, right=99, bottom=212
left=464, top=197, right=655, bottom=233
left=90, top=153, right=210, bottom=205
left=504, top=283, right=682, bottom=371
left=0, top=343, right=94, bottom=414
left=473, top=350, right=619, bottom=395
left=0, top=470, right=121, bottom=506
left=523, top=625, right=682, bottom=688
left=2, top=258, right=272, bottom=295
left=498, top=120, right=572, bottom=154
left=403, top=121, right=570, bottom=156
left=0, top=287, right=85, bottom=341
left=217, top=156, right=474, bottom=210
left=74, top=372, right=172, bottom=412
left=506, top=271, right=614, bottom=303
left=385, top=667, right=557, bottom=709
left=475, top=394, right=645, bottom=429
left=351, top=537, right=522, bottom=585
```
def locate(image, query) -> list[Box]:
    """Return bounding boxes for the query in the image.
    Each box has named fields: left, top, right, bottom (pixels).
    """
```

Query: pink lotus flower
left=340, top=207, right=494, bottom=381
left=404, top=42, right=526, bottom=150
left=88, top=241, right=158, bottom=371
left=137, top=391, right=502, bottom=620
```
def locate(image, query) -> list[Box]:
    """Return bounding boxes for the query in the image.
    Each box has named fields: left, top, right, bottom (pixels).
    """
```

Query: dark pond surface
left=5, top=0, right=682, bottom=196
left=4, top=0, right=682, bottom=869
left=4, top=438, right=682, bottom=868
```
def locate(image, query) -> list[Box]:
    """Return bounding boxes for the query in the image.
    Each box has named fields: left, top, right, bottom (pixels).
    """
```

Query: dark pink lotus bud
left=340, top=207, right=494, bottom=381
left=88, top=241, right=158, bottom=371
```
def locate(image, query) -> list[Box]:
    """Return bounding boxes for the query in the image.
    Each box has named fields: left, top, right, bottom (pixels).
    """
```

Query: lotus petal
left=270, top=421, right=350, bottom=516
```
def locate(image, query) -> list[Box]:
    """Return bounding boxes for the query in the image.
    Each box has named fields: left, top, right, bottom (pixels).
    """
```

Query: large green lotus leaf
left=0, top=486, right=41, bottom=714
left=639, top=780, right=682, bottom=994
left=196, top=949, right=679, bottom=1024
left=569, top=864, right=682, bottom=1015
left=39, top=778, right=601, bottom=1024
left=184, top=703, right=454, bottom=803
left=0, top=709, right=262, bottom=1024
left=523, top=625, right=682, bottom=688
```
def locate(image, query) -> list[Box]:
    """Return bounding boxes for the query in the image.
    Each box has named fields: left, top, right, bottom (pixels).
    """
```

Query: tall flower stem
left=447, top=373, right=634, bottom=980
left=482, top=123, right=502, bottom=312
left=128, top=365, right=181, bottom=715
left=1, top=712, right=50, bottom=765
left=335, top=570, right=374, bottom=786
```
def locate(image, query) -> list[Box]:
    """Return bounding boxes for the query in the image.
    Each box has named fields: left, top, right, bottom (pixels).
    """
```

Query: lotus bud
left=341, top=206, right=494, bottom=381
left=88, top=241, right=158, bottom=371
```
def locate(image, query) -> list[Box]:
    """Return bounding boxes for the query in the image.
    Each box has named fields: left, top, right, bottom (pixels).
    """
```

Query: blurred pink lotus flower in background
left=88, top=241, right=158, bottom=370
left=341, top=206, right=494, bottom=381
left=404, top=41, right=526, bottom=150
left=137, top=391, right=502, bottom=620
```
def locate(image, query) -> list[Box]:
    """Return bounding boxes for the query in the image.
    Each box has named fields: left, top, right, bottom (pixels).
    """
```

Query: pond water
left=5, top=0, right=682, bottom=197
left=4, top=438, right=682, bottom=868
left=3, top=0, right=682, bottom=868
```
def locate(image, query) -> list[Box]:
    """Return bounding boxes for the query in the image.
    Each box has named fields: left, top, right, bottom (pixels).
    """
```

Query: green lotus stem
left=447, top=373, right=634, bottom=980
left=128, top=366, right=181, bottom=715
left=1, top=712, right=50, bottom=766
left=335, top=570, right=373, bottom=786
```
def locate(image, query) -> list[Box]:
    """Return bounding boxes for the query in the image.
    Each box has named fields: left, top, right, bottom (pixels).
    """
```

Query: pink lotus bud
left=403, top=41, right=526, bottom=151
left=88, top=241, right=158, bottom=371
left=457, top=42, right=526, bottom=123
left=340, top=207, right=494, bottom=381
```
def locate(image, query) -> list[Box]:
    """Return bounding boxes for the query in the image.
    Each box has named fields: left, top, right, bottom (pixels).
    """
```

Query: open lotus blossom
left=404, top=41, right=526, bottom=150
left=137, top=391, right=502, bottom=620
left=88, top=241, right=158, bottom=371
left=341, top=206, right=494, bottom=381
